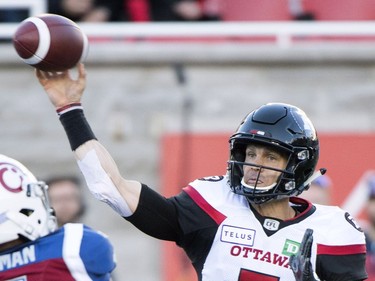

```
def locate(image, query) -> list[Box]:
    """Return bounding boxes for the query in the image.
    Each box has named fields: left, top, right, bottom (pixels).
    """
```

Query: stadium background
left=1, top=2, right=375, bottom=280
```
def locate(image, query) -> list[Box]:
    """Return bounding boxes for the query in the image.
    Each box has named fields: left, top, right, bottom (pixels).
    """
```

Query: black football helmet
left=227, top=103, right=323, bottom=204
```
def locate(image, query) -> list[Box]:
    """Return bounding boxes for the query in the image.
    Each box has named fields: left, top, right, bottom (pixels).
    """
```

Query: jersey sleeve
left=125, top=183, right=221, bottom=275
left=125, top=184, right=219, bottom=244
left=315, top=210, right=367, bottom=281
left=79, top=225, right=116, bottom=278
left=124, top=184, right=182, bottom=241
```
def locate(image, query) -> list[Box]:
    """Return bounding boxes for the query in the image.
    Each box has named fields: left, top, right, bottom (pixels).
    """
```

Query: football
left=12, top=13, right=89, bottom=72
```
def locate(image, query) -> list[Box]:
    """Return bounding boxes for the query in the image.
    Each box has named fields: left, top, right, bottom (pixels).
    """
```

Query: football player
left=36, top=64, right=367, bottom=281
left=0, top=154, right=116, bottom=281
left=46, top=175, right=86, bottom=227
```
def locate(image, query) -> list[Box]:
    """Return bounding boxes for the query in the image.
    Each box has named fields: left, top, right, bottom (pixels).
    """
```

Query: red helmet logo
left=0, top=162, right=24, bottom=193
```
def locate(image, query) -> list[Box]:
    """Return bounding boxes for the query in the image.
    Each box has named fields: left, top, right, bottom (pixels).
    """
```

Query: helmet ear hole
left=20, top=209, right=34, bottom=217
left=233, top=150, right=245, bottom=162
left=231, top=142, right=247, bottom=162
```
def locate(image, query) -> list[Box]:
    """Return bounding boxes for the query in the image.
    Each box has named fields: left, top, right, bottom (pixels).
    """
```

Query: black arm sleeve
left=316, top=253, right=368, bottom=281
left=125, top=184, right=182, bottom=241
left=124, top=184, right=219, bottom=252
left=124, top=184, right=226, bottom=278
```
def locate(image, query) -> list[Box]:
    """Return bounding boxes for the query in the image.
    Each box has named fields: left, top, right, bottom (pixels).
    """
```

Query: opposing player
left=0, top=154, right=116, bottom=281
left=36, top=64, right=367, bottom=281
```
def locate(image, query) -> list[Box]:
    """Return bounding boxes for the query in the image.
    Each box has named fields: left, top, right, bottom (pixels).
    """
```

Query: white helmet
left=0, top=154, right=57, bottom=245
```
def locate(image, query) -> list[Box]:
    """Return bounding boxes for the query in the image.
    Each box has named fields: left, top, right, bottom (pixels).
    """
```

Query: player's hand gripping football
left=289, top=228, right=320, bottom=281
left=36, top=63, right=86, bottom=109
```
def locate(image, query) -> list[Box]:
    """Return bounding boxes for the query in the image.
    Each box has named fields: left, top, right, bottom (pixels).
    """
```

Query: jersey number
left=198, top=176, right=224, bottom=182
left=239, top=268, right=279, bottom=281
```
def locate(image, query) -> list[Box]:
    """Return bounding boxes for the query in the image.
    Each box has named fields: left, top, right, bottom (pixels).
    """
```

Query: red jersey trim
left=0, top=258, right=75, bottom=281
left=286, top=197, right=313, bottom=222
left=184, top=185, right=227, bottom=225
left=317, top=243, right=366, bottom=255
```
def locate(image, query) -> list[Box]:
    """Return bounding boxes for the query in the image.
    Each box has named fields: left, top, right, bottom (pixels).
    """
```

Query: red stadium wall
left=160, top=132, right=375, bottom=281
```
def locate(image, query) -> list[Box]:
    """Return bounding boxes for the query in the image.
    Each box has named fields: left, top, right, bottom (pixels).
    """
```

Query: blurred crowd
left=0, top=0, right=223, bottom=23
left=2, top=0, right=375, bottom=23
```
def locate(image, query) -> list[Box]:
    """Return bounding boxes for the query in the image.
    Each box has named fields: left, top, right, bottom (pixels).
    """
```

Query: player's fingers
left=289, top=254, right=298, bottom=273
left=49, top=71, right=66, bottom=77
left=35, top=69, right=50, bottom=84
left=76, top=63, right=87, bottom=88
left=35, top=69, right=43, bottom=80
left=42, top=71, right=53, bottom=79
left=301, top=229, right=314, bottom=258
left=78, top=63, right=86, bottom=79
left=59, top=70, right=70, bottom=79
left=300, top=229, right=313, bottom=249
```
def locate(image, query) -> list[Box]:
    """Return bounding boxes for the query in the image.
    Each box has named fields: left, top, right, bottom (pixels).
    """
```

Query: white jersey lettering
left=0, top=246, right=35, bottom=271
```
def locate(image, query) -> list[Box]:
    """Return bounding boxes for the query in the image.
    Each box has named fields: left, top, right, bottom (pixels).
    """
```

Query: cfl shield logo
left=282, top=239, right=300, bottom=256
left=263, top=219, right=280, bottom=231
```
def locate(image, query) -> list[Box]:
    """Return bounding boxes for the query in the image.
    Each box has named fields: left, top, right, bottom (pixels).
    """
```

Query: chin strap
left=240, top=168, right=326, bottom=193
left=240, top=178, right=277, bottom=191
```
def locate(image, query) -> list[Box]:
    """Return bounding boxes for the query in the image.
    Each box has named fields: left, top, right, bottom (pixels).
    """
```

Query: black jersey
left=126, top=175, right=367, bottom=281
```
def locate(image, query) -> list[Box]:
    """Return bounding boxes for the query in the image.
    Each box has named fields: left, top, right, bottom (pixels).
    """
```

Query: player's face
left=48, top=181, right=82, bottom=227
left=242, top=144, right=288, bottom=188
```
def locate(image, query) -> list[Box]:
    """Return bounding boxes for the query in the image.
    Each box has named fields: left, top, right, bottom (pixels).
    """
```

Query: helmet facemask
left=228, top=141, right=299, bottom=204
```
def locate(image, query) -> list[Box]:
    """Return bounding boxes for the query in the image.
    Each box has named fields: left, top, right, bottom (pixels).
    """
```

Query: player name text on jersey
left=0, top=245, right=35, bottom=270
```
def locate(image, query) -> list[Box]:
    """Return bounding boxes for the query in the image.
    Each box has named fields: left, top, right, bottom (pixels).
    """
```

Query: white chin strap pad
left=241, top=178, right=277, bottom=191
left=77, top=149, right=133, bottom=217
